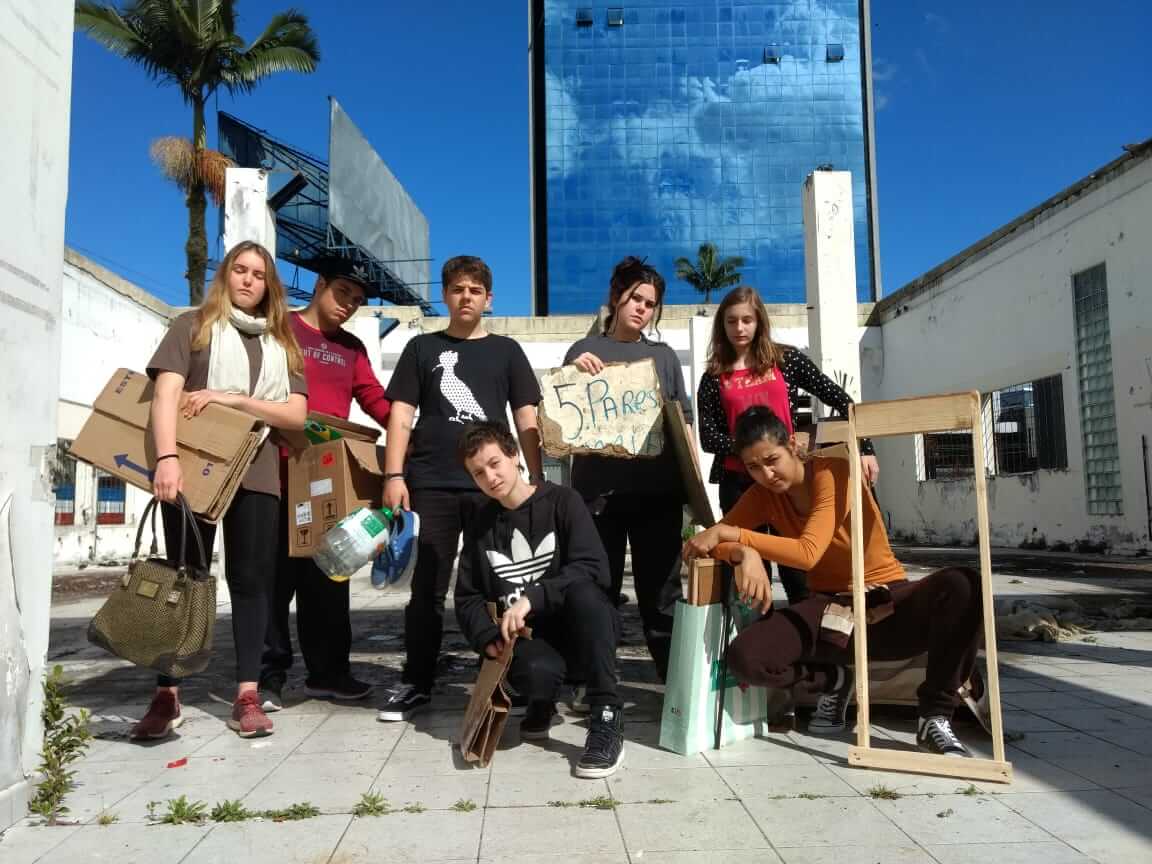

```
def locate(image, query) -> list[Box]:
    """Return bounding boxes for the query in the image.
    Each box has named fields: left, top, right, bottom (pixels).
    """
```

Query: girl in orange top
left=683, top=406, right=983, bottom=758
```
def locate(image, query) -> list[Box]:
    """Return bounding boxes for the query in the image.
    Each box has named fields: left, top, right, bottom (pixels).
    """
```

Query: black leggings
left=157, top=489, right=279, bottom=687
left=591, top=492, right=684, bottom=680
left=508, top=580, right=621, bottom=708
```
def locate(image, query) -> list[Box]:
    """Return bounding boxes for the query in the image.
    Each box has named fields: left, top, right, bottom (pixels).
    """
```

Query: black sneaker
left=917, top=716, right=971, bottom=757
left=520, top=701, right=557, bottom=740
left=304, top=674, right=373, bottom=701
left=575, top=704, right=625, bottom=779
left=807, top=665, right=854, bottom=736
left=258, top=671, right=286, bottom=713
left=377, top=684, right=431, bottom=722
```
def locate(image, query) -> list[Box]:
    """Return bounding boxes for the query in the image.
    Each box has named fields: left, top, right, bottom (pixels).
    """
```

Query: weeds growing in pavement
left=261, top=802, right=321, bottom=821
left=28, top=666, right=91, bottom=825
left=867, top=785, right=901, bottom=800
left=352, top=793, right=390, bottom=817
left=210, top=800, right=254, bottom=822
left=451, top=799, right=477, bottom=813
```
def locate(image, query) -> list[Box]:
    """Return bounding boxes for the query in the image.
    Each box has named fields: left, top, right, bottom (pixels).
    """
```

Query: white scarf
left=206, top=309, right=291, bottom=406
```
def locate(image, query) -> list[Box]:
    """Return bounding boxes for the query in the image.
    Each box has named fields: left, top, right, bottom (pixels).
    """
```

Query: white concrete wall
left=0, top=0, right=73, bottom=829
left=871, top=155, right=1152, bottom=552
left=54, top=255, right=172, bottom=564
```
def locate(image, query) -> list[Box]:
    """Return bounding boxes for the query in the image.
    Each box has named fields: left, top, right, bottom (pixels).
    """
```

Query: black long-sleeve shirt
left=697, top=345, right=875, bottom=483
left=454, top=482, right=610, bottom=654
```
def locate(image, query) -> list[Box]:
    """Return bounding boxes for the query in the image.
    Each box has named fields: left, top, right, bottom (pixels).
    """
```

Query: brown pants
left=727, top=567, right=982, bottom=717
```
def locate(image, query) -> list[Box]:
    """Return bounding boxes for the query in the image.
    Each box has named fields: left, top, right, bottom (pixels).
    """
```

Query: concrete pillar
left=802, top=170, right=862, bottom=407
left=0, top=0, right=73, bottom=829
left=222, top=167, right=276, bottom=257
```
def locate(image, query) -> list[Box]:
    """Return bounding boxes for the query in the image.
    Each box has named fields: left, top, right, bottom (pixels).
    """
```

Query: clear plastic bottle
left=314, top=507, right=392, bottom=582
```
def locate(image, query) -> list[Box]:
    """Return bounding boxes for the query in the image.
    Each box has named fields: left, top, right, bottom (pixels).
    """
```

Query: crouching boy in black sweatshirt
left=454, top=421, right=625, bottom=778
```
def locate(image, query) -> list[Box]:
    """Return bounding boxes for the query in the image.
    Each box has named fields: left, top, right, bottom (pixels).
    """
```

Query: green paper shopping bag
left=659, top=597, right=769, bottom=756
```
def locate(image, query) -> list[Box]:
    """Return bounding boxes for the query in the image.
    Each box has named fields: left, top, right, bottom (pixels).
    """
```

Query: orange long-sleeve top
left=713, top=455, right=906, bottom=594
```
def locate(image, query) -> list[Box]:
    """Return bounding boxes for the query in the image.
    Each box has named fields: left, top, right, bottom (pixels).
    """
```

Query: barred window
left=991, top=375, right=1068, bottom=474
left=918, top=375, right=1068, bottom=481
left=96, top=471, right=126, bottom=525
left=52, top=438, right=76, bottom=526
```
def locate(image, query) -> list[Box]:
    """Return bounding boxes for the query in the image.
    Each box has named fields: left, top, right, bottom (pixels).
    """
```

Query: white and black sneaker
left=575, top=705, right=625, bottom=779
left=808, top=665, right=854, bottom=736
left=258, top=671, right=285, bottom=713
left=520, top=701, right=558, bottom=740
left=917, top=716, right=971, bottom=758
left=377, top=684, right=431, bottom=722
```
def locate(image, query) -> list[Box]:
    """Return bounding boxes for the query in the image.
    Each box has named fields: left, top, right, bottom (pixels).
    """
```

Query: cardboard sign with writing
left=69, top=369, right=264, bottom=522
left=539, top=359, right=664, bottom=459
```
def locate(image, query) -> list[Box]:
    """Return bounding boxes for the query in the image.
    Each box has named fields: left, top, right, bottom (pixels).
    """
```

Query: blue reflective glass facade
left=531, top=1, right=877, bottom=314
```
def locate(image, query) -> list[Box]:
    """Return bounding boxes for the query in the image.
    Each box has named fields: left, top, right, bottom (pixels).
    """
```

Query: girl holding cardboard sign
left=565, top=256, right=693, bottom=681
left=696, top=285, right=880, bottom=605
left=683, top=406, right=984, bottom=758
left=132, top=241, right=308, bottom=742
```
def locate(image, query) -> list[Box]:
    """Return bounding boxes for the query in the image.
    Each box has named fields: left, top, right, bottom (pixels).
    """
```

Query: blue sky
left=67, top=1, right=1151, bottom=314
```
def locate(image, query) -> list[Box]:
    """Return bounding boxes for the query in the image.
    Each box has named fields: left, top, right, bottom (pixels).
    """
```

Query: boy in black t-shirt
left=378, top=256, right=543, bottom=721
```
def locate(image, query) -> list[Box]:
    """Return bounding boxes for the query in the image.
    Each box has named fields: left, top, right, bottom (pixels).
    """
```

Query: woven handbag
left=88, top=494, right=216, bottom=677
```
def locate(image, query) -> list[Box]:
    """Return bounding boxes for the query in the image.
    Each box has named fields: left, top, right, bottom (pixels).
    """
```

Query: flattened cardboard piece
left=457, top=629, right=528, bottom=768
left=539, top=359, right=665, bottom=459
left=278, top=411, right=381, bottom=451
left=663, top=400, right=714, bottom=527
left=69, top=369, right=265, bottom=522
left=285, top=437, right=386, bottom=557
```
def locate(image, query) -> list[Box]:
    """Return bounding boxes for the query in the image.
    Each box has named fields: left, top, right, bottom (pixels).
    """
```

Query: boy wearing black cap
left=260, top=258, right=392, bottom=709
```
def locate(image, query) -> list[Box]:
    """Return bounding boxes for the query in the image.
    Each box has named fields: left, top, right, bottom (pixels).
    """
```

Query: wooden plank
left=814, top=420, right=849, bottom=444
left=847, top=409, right=871, bottom=749
left=663, top=400, right=715, bottom=527
left=852, top=392, right=979, bottom=438
left=970, top=395, right=1009, bottom=764
left=848, top=748, right=1013, bottom=784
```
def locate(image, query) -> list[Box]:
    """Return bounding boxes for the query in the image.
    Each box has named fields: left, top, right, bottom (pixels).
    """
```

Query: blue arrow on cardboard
left=114, top=453, right=154, bottom=481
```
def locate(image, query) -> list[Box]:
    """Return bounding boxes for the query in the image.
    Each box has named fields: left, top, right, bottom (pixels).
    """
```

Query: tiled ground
left=3, top=553, right=1150, bottom=863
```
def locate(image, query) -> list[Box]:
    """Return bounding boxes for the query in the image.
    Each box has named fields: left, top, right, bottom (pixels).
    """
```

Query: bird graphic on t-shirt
left=433, top=349, right=486, bottom=423
left=487, top=529, right=556, bottom=605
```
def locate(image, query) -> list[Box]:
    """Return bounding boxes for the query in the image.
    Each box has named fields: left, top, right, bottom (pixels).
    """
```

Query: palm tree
left=75, top=1, right=320, bottom=304
left=674, top=242, right=744, bottom=304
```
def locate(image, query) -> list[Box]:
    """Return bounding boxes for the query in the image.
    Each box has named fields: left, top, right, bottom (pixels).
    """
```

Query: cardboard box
left=69, top=368, right=265, bottom=522
left=286, top=437, right=385, bottom=557
left=278, top=411, right=380, bottom=452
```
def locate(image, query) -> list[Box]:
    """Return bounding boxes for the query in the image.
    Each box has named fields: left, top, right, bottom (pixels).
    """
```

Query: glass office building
left=530, top=1, right=879, bottom=314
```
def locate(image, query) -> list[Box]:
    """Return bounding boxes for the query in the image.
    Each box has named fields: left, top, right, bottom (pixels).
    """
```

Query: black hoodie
left=454, top=481, right=610, bottom=654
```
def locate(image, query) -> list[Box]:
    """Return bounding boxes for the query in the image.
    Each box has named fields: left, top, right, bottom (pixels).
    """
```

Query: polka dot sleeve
left=780, top=347, right=876, bottom=456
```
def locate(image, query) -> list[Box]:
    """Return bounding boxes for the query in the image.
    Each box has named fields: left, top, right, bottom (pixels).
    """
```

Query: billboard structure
left=218, top=99, right=432, bottom=311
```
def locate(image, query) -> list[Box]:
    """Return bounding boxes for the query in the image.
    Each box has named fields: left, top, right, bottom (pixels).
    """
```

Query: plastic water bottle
left=314, top=507, right=392, bottom=582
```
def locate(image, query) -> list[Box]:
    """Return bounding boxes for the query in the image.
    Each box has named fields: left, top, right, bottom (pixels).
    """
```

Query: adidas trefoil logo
left=488, top=529, right=555, bottom=605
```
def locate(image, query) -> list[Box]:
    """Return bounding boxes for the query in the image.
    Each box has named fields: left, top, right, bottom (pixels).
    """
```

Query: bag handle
left=131, top=494, right=208, bottom=574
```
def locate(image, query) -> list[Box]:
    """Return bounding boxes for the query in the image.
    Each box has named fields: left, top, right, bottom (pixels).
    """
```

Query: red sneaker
left=227, top=691, right=273, bottom=738
left=130, top=690, right=183, bottom=740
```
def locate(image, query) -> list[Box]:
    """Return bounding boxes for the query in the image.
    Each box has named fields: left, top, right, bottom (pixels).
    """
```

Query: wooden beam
left=848, top=411, right=871, bottom=749
left=848, top=748, right=1013, bottom=784
left=969, top=395, right=1008, bottom=763
left=852, top=392, right=978, bottom=438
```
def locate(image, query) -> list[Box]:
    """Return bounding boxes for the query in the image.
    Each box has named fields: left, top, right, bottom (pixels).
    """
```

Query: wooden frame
left=845, top=392, right=1012, bottom=784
